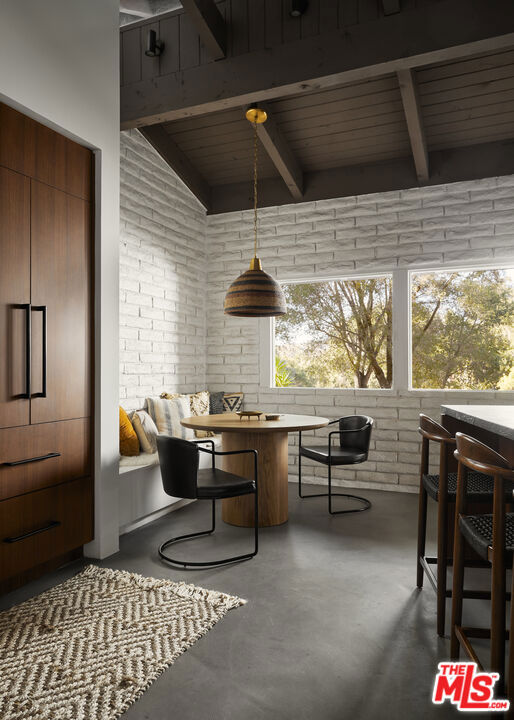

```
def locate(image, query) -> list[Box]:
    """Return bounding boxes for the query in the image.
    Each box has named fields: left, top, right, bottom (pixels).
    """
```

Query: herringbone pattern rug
left=0, top=565, right=245, bottom=720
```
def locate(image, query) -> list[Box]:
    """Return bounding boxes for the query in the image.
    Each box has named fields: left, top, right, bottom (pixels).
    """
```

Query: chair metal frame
left=298, top=416, right=373, bottom=515
left=158, top=439, right=259, bottom=569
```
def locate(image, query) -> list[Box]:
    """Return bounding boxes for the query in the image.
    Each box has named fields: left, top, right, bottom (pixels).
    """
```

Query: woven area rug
left=0, top=565, right=245, bottom=720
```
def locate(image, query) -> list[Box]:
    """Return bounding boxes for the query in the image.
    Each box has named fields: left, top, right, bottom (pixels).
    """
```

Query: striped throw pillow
left=145, top=396, right=194, bottom=441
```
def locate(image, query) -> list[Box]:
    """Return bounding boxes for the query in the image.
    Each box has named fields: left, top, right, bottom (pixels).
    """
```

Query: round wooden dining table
left=181, top=413, right=329, bottom=527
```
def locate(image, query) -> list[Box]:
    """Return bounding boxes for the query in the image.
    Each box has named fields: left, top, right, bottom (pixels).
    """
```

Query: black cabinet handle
left=13, top=303, right=31, bottom=399
left=3, top=520, right=61, bottom=544
left=1, top=451, right=61, bottom=467
left=31, top=305, right=47, bottom=398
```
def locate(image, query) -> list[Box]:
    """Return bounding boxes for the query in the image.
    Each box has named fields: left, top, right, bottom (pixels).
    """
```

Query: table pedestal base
left=221, top=431, right=289, bottom=527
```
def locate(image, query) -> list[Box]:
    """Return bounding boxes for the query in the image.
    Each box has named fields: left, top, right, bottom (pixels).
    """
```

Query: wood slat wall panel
left=141, top=21, right=160, bottom=80
left=120, top=0, right=402, bottom=86
left=264, top=0, right=282, bottom=47
left=231, top=0, right=249, bottom=56
left=339, top=0, right=359, bottom=27
left=159, top=15, right=180, bottom=75
left=248, top=0, right=265, bottom=52
left=358, top=0, right=381, bottom=23
left=122, top=27, right=142, bottom=85
left=179, top=12, right=201, bottom=69
left=282, top=0, right=302, bottom=44
left=301, top=0, right=320, bottom=39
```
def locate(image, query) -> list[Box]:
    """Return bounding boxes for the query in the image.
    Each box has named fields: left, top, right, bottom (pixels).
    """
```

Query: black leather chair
left=298, top=415, right=374, bottom=514
left=156, top=435, right=258, bottom=569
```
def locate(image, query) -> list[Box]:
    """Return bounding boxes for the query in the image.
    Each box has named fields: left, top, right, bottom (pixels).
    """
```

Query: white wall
left=120, top=130, right=208, bottom=410
left=0, top=0, right=120, bottom=557
left=206, top=177, right=514, bottom=493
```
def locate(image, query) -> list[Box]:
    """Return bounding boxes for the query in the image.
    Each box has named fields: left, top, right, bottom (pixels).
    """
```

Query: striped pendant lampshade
left=223, top=106, right=287, bottom=318
left=224, top=257, right=286, bottom=317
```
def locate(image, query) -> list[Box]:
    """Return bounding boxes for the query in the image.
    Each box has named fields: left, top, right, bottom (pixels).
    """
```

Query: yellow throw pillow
left=119, top=407, right=140, bottom=456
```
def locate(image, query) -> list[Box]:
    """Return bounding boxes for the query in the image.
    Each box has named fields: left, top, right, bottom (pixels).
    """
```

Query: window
left=274, top=276, right=393, bottom=389
left=411, top=269, right=514, bottom=390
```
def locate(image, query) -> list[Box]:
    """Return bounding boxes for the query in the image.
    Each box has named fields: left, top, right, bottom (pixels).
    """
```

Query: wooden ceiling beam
left=121, top=0, right=514, bottom=128
left=180, top=0, right=226, bottom=60
left=139, top=125, right=211, bottom=210
left=397, top=68, right=429, bottom=182
left=120, top=0, right=153, bottom=18
left=382, top=0, right=401, bottom=15
left=254, top=107, right=303, bottom=200
left=208, top=139, right=514, bottom=214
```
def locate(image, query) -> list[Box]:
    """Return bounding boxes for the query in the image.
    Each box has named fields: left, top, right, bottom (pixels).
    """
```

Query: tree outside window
left=274, top=277, right=392, bottom=389
left=411, top=269, right=514, bottom=390
left=273, top=269, right=514, bottom=391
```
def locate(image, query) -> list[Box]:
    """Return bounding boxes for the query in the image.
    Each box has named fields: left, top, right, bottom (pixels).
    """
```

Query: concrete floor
left=1, top=484, right=493, bottom=720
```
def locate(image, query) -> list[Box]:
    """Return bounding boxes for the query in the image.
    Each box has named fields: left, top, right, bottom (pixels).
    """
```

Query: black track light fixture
left=290, top=0, right=308, bottom=17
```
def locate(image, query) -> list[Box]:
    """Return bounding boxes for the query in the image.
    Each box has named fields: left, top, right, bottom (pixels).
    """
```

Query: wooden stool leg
left=508, top=555, right=514, bottom=714
left=491, top=492, right=507, bottom=695
left=437, top=494, right=448, bottom=637
left=417, top=483, right=427, bottom=589
left=450, top=518, right=465, bottom=659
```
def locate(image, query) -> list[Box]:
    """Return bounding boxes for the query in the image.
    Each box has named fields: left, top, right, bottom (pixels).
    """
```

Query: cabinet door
left=0, top=167, right=30, bottom=429
left=30, top=180, right=91, bottom=424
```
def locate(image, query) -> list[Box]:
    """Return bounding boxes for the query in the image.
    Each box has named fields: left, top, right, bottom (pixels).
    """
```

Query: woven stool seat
left=422, top=470, right=512, bottom=502
left=459, top=513, right=514, bottom=561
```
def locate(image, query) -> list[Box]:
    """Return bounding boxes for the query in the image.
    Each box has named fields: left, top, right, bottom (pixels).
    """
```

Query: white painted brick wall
left=120, top=130, right=207, bottom=410
left=206, top=178, right=514, bottom=493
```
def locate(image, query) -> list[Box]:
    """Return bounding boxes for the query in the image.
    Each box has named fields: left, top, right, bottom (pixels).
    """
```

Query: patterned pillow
left=132, top=410, right=159, bottom=453
left=189, top=391, right=214, bottom=438
left=209, top=391, right=225, bottom=415
left=223, top=392, right=244, bottom=413
left=146, top=396, right=194, bottom=440
left=161, top=390, right=214, bottom=437
left=119, top=407, right=140, bottom=456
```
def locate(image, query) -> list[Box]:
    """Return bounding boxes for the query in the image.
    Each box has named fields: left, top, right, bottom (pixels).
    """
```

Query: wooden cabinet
left=0, top=102, right=94, bottom=592
left=0, top=167, right=31, bottom=430
left=30, top=181, right=92, bottom=424
left=0, top=477, right=93, bottom=584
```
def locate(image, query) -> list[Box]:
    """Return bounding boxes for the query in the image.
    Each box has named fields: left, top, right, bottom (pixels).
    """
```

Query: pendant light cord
left=253, top=120, right=258, bottom=259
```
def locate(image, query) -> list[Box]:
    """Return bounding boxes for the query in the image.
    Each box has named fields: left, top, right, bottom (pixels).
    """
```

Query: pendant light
left=223, top=106, right=287, bottom=317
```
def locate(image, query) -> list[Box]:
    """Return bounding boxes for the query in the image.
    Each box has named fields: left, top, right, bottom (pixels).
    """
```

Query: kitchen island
left=441, top=405, right=514, bottom=463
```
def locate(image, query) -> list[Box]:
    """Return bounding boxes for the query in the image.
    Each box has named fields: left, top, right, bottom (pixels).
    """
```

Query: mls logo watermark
left=432, top=662, right=510, bottom=712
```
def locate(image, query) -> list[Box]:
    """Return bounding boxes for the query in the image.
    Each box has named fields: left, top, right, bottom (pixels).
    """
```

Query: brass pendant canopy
left=223, top=106, right=286, bottom=318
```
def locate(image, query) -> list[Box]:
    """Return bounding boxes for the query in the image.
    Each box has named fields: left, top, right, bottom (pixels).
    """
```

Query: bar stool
left=416, top=414, right=497, bottom=636
left=451, top=433, right=514, bottom=696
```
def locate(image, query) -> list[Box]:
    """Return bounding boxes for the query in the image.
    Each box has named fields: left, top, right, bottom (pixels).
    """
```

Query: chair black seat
left=422, top=471, right=512, bottom=502
left=459, top=513, right=514, bottom=561
left=196, top=468, right=255, bottom=499
left=300, top=445, right=367, bottom=465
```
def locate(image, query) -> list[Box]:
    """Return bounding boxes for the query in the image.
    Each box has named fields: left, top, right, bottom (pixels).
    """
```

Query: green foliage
left=274, top=356, right=294, bottom=387
left=411, top=270, right=514, bottom=389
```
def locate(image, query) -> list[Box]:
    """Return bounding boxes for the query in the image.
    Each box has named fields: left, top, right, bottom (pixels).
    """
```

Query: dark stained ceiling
left=120, top=0, right=514, bottom=213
